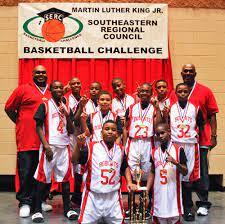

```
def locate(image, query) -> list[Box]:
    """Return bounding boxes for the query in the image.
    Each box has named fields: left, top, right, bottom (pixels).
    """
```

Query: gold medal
left=108, top=168, right=114, bottom=173
left=140, top=124, right=146, bottom=128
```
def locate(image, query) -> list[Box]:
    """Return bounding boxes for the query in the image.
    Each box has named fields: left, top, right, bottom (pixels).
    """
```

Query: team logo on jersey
left=23, top=8, right=83, bottom=42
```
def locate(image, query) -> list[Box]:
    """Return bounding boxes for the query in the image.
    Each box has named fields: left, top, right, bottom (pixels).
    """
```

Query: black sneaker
left=183, top=211, right=195, bottom=221
left=124, top=210, right=130, bottom=220
left=145, top=210, right=151, bottom=220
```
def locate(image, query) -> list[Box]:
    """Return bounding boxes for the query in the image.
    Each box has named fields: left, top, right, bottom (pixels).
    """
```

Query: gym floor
left=0, top=192, right=224, bottom=223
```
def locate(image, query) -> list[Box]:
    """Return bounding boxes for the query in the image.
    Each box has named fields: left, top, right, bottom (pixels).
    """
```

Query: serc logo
left=23, top=8, right=83, bottom=42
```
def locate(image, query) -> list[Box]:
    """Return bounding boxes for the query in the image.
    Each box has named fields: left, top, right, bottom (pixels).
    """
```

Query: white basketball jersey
left=68, top=93, right=80, bottom=114
left=152, top=143, right=183, bottom=218
left=84, top=99, right=100, bottom=115
left=128, top=103, right=155, bottom=138
left=44, top=99, right=70, bottom=146
left=112, top=94, right=134, bottom=117
left=85, top=141, right=124, bottom=193
left=170, top=102, right=199, bottom=143
left=90, top=110, right=117, bottom=142
left=159, top=97, right=170, bottom=112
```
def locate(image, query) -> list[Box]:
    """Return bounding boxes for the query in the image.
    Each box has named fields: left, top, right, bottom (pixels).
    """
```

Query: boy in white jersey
left=125, top=83, right=162, bottom=181
left=84, top=81, right=102, bottom=115
left=147, top=123, right=188, bottom=224
left=72, top=120, right=137, bottom=224
left=65, top=77, right=87, bottom=207
left=82, top=90, right=123, bottom=144
left=112, top=77, right=134, bottom=124
left=166, top=83, right=204, bottom=221
left=152, top=80, right=170, bottom=116
left=32, top=81, right=78, bottom=223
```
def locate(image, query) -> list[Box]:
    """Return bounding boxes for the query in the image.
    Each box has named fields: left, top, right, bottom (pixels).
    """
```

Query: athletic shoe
left=183, top=211, right=195, bottom=221
left=65, top=209, right=79, bottom=220
left=124, top=210, right=130, bottom=220
left=145, top=210, right=151, bottom=220
left=19, top=204, right=30, bottom=218
left=32, top=212, right=44, bottom=223
left=197, top=207, right=208, bottom=216
left=41, top=202, right=53, bottom=212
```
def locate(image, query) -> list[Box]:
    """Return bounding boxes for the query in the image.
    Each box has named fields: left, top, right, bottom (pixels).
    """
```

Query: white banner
left=18, top=3, right=168, bottom=59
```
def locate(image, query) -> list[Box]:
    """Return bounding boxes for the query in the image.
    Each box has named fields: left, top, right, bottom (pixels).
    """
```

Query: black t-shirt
left=34, top=101, right=74, bottom=127
left=78, top=145, right=128, bottom=175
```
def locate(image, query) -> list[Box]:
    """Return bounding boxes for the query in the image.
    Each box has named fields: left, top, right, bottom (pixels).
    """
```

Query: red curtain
left=19, top=57, right=173, bottom=94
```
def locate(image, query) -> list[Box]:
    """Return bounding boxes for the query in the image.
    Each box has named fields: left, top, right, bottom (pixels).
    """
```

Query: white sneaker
left=41, top=202, right=53, bottom=212
left=32, top=212, right=44, bottom=223
left=197, top=207, right=208, bottom=216
left=19, top=204, right=30, bottom=217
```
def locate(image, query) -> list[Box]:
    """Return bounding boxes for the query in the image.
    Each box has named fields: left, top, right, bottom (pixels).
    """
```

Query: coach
left=180, top=63, right=219, bottom=220
left=5, top=65, right=51, bottom=217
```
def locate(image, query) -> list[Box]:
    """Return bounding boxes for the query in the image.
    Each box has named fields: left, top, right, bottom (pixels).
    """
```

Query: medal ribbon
left=101, top=141, right=116, bottom=161
left=159, top=142, right=172, bottom=168
left=176, top=102, right=189, bottom=124
left=139, top=103, right=151, bottom=124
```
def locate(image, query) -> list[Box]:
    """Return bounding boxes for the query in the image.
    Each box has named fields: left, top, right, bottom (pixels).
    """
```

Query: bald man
left=179, top=64, right=219, bottom=220
left=5, top=65, right=51, bottom=218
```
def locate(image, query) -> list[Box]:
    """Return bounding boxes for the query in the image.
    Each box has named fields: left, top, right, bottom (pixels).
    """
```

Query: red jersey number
left=160, top=169, right=167, bottom=185
left=134, top=125, right=148, bottom=138
left=101, top=169, right=116, bottom=185
left=177, top=124, right=191, bottom=138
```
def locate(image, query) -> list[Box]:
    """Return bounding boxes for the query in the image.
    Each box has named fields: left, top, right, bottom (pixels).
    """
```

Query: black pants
left=182, top=147, right=211, bottom=212
left=71, top=173, right=82, bottom=206
left=16, top=150, right=39, bottom=207
left=34, top=181, right=71, bottom=214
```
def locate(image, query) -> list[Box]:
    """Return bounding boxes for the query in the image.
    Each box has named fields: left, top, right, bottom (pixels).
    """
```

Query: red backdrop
left=19, top=58, right=173, bottom=94
left=18, top=57, right=173, bottom=192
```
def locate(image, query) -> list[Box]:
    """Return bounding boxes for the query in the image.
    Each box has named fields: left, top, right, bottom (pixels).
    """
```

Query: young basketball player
left=84, top=81, right=102, bottom=115
left=72, top=120, right=137, bottom=224
left=147, top=123, right=188, bottom=224
left=32, top=81, right=78, bottom=223
left=167, top=83, right=205, bottom=221
left=152, top=80, right=170, bottom=115
left=125, top=82, right=162, bottom=181
left=112, top=77, right=135, bottom=122
left=81, top=90, right=123, bottom=143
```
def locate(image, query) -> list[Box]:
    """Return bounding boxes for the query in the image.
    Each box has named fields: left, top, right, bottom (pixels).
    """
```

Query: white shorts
left=79, top=189, right=124, bottom=224
left=125, top=138, right=153, bottom=181
left=34, top=144, right=72, bottom=183
left=153, top=216, right=181, bottom=224
left=176, top=143, right=200, bottom=182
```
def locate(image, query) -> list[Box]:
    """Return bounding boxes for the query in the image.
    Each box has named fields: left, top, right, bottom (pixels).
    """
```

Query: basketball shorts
left=78, top=189, right=124, bottom=224
left=125, top=138, right=153, bottom=181
left=176, top=143, right=200, bottom=182
left=34, top=144, right=72, bottom=183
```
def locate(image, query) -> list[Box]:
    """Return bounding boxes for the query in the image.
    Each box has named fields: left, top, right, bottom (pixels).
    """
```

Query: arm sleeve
left=120, top=153, right=128, bottom=175
left=5, top=86, right=23, bottom=111
left=86, top=115, right=93, bottom=134
left=125, top=108, right=130, bottom=121
left=34, top=103, right=46, bottom=127
left=196, top=109, right=205, bottom=131
left=78, top=146, right=89, bottom=165
left=116, top=116, right=123, bottom=135
left=179, top=148, right=187, bottom=165
left=206, top=89, right=219, bottom=116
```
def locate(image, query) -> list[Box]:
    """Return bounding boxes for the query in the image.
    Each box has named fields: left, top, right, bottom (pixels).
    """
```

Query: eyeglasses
left=183, top=69, right=194, bottom=73
left=35, top=71, right=46, bottom=74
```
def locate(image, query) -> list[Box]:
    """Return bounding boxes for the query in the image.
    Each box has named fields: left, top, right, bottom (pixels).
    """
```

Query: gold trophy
left=129, top=163, right=148, bottom=223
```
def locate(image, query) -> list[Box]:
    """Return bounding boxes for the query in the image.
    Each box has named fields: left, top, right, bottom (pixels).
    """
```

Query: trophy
left=128, top=163, right=148, bottom=223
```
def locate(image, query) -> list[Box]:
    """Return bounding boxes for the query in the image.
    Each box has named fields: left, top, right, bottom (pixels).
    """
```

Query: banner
left=18, top=3, right=168, bottom=59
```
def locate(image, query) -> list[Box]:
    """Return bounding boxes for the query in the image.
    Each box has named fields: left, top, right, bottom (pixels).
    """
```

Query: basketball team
left=5, top=63, right=218, bottom=223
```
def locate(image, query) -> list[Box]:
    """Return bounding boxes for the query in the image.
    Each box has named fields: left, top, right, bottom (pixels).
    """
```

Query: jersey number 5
left=101, top=169, right=116, bottom=185
left=160, top=169, right=167, bottom=185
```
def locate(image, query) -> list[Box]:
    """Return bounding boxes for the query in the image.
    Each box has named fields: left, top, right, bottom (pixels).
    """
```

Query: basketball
left=42, top=19, right=65, bottom=42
